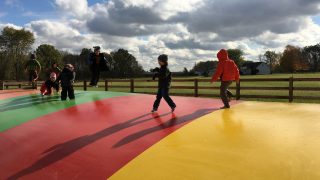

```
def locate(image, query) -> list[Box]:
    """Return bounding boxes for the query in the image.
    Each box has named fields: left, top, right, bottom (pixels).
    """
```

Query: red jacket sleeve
left=211, top=62, right=223, bottom=81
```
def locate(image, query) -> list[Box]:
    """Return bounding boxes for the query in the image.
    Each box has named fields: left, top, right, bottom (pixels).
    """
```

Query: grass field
left=73, top=73, right=320, bottom=103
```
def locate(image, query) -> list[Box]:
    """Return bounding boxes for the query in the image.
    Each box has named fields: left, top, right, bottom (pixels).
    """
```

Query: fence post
left=0, top=81, right=4, bottom=90
left=105, top=80, right=108, bottom=91
left=18, top=83, right=22, bottom=89
left=194, top=79, right=198, bottom=97
left=289, top=77, right=293, bottom=103
left=130, top=79, right=134, bottom=93
left=84, top=80, right=87, bottom=91
left=236, top=80, right=241, bottom=100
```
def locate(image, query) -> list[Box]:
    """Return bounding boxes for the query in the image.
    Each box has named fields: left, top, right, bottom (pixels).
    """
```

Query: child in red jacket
left=211, top=49, right=240, bottom=109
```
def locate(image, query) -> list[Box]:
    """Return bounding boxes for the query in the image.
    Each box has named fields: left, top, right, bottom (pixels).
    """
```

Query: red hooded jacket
left=211, top=49, right=240, bottom=82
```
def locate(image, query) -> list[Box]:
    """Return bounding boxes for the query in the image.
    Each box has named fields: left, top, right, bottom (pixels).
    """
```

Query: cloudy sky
left=1, top=0, right=320, bottom=71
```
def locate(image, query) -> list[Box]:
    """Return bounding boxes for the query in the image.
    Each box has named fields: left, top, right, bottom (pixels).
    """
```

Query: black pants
left=220, top=81, right=233, bottom=108
left=28, top=70, right=38, bottom=82
left=153, top=88, right=176, bottom=110
left=61, top=86, right=75, bottom=100
left=90, top=66, right=100, bottom=86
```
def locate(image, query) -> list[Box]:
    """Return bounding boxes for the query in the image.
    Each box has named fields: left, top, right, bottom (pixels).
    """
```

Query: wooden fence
left=1, top=78, right=320, bottom=102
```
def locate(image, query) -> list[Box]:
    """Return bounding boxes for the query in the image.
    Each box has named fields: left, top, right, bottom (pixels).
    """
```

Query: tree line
left=186, top=45, right=320, bottom=76
left=1, top=26, right=320, bottom=80
left=0, top=26, right=144, bottom=80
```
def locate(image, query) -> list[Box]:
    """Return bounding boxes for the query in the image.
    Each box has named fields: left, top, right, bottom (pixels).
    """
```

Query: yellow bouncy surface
left=110, top=101, right=320, bottom=180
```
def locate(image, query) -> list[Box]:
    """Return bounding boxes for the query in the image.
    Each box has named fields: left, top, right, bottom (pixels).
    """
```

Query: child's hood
left=217, top=49, right=229, bottom=62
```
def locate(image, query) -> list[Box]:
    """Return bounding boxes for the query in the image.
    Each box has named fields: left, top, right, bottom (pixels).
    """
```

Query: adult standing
left=88, top=46, right=107, bottom=87
left=25, top=53, right=41, bottom=86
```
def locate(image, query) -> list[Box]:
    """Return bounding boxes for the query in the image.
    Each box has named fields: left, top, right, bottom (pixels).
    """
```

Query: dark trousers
left=28, top=70, right=38, bottom=82
left=220, top=81, right=233, bottom=107
left=90, top=66, right=100, bottom=86
left=153, top=88, right=176, bottom=110
left=61, top=86, right=75, bottom=100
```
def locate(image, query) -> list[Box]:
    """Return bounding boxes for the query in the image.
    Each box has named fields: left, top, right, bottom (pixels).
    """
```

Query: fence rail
left=1, top=78, right=320, bottom=102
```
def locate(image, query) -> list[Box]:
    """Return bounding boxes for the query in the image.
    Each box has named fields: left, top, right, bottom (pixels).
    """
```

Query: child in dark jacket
left=57, top=64, right=76, bottom=101
left=40, top=72, right=60, bottom=96
left=152, top=54, right=176, bottom=113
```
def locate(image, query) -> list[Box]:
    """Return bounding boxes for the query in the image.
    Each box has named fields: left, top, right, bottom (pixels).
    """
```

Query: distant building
left=240, top=62, right=271, bottom=75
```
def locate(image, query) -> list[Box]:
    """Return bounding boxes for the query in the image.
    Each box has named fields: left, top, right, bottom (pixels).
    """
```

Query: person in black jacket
left=57, top=64, right=75, bottom=101
left=152, top=54, right=176, bottom=113
left=88, top=46, right=107, bottom=87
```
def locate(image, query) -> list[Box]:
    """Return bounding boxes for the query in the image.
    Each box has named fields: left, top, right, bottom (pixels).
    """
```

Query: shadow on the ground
left=0, top=92, right=85, bottom=112
left=113, top=108, right=216, bottom=148
left=7, top=108, right=216, bottom=180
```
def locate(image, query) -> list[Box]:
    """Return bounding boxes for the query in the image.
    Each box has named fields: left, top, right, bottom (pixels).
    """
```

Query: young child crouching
left=40, top=72, right=59, bottom=96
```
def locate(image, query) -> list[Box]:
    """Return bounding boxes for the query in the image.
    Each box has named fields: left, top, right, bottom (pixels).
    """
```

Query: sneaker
left=220, top=106, right=230, bottom=109
left=171, top=106, right=176, bottom=112
left=151, top=109, right=157, bottom=113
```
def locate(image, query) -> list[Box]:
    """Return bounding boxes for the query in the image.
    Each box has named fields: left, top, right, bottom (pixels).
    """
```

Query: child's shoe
left=171, top=106, right=176, bottom=112
left=220, top=106, right=230, bottom=109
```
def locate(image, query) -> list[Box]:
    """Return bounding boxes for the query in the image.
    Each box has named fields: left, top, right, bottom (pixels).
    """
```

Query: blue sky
left=0, top=0, right=53, bottom=25
left=313, top=15, right=320, bottom=24
left=0, top=0, right=103, bottom=25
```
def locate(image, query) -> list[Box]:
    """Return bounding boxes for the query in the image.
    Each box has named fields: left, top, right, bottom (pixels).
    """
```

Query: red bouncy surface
left=0, top=94, right=237, bottom=180
left=0, top=89, right=38, bottom=100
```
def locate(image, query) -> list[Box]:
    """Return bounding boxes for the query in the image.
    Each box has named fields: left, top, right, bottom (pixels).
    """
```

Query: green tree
left=36, top=44, right=62, bottom=73
left=0, top=27, right=35, bottom=80
left=78, top=48, right=92, bottom=78
left=191, top=61, right=218, bottom=77
left=227, top=49, right=245, bottom=67
left=182, top=67, right=189, bottom=75
left=279, top=45, right=308, bottom=73
left=111, top=49, right=144, bottom=78
left=263, top=51, right=281, bottom=74
left=303, top=44, right=320, bottom=72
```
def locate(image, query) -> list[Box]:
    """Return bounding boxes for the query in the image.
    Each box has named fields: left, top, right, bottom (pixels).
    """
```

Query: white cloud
left=54, top=0, right=90, bottom=18
left=2, top=0, right=320, bottom=71
left=0, top=23, right=23, bottom=30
